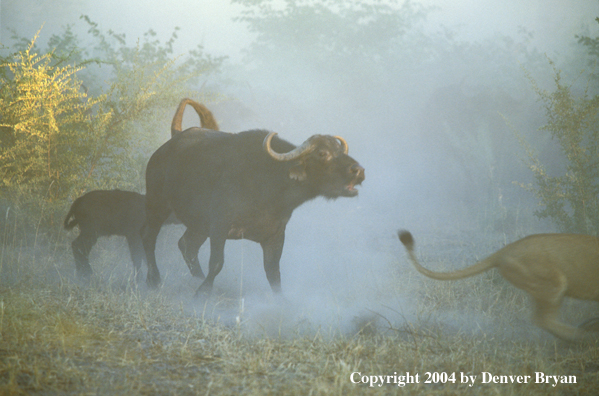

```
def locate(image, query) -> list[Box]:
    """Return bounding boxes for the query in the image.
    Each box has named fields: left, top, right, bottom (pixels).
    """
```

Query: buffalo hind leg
left=194, top=234, right=226, bottom=298
left=142, top=205, right=171, bottom=288
left=261, top=231, right=285, bottom=293
left=178, top=228, right=207, bottom=279
left=126, top=234, right=145, bottom=280
left=71, top=233, right=97, bottom=278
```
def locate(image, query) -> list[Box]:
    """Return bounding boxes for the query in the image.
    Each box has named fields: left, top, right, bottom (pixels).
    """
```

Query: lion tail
left=397, top=230, right=496, bottom=280
left=171, top=98, right=219, bottom=136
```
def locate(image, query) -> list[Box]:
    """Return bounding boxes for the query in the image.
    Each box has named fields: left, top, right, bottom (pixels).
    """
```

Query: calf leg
left=71, top=233, right=96, bottom=277
left=178, top=228, right=207, bottom=279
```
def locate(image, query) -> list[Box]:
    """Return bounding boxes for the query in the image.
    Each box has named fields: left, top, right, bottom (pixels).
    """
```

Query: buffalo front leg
left=194, top=234, right=226, bottom=298
left=261, top=231, right=285, bottom=294
left=71, top=233, right=96, bottom=278
left=178, top=228, right=207, bottom=279
left=126, top=234, right=145, bottom=280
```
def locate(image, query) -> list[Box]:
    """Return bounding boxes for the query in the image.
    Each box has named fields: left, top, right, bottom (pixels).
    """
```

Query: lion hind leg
left=531, top=298, right=585, bottom=341
left=501, top=260, right=587, bottom=340
left=524, top=269, right=586, bottom=341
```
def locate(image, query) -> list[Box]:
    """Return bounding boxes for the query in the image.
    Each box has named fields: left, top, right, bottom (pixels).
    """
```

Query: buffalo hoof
left=146, top=273, right=161, bottom=289
left=273, top=292, right=290, bottom=306
left=75, top=266, right=93, bottom=279
left=190, top=265, right=205, bottom=280
left=194, top=282, right=212, bottom=299
left=133, top=269, right=144, bottom=282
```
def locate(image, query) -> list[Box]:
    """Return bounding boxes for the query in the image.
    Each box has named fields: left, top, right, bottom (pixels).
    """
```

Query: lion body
left=398, top=231, right=599, bottom=341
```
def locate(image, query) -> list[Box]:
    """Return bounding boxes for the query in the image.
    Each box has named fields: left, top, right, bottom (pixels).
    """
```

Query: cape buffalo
left=142, top=113, right=365, bottom=297
left=64, top=99, right=218, bottom=279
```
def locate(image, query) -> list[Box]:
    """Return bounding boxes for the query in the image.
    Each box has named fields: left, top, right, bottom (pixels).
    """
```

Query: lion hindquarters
left=499, top=258, right=584, bottom=341
left=497, top=257, right=568, bottom=305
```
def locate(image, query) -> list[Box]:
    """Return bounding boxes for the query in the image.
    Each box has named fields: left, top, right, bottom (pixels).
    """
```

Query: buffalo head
left=263, top=132, right=365, bottom=199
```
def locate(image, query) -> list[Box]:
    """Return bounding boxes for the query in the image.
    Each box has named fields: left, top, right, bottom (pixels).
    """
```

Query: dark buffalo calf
left=63, top=99, right=219, bottom=280
left=64, top=189, right=205, bottom=279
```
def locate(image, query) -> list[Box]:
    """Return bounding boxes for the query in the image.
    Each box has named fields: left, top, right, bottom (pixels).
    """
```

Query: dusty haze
left=1, top=0, right=598, bottom=339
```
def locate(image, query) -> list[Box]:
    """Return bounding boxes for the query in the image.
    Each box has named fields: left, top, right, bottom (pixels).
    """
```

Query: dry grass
left=1, top=222, right=599, bottom=395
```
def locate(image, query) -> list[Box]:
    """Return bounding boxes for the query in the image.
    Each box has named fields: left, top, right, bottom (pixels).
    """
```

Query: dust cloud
left=2, top=0, right=597, bottom=340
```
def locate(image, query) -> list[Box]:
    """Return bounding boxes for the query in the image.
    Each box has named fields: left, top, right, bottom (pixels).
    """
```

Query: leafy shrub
left=0, top=31, right=109, bottom=227
left=0, top=20, right=224, bottom=230
left=518, top=61, right=599, bottom=235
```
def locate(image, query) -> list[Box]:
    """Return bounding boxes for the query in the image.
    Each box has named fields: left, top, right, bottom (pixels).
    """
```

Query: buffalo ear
left=289, top=162, right=307, bottom=181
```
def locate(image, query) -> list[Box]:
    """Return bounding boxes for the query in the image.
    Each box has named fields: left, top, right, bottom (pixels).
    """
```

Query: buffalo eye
left=318, top=150, right=331, bottom=161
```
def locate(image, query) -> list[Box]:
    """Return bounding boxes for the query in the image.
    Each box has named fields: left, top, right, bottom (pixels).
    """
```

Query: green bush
left=518, top=60, right=599, bottom=235
left=0, top=31, right=109, bottom=227
left=0, top=21, right=224, bottom=231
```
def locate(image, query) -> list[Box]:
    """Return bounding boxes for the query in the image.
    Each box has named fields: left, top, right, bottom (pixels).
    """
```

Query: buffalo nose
left=351, top=163, right=364, bottom=176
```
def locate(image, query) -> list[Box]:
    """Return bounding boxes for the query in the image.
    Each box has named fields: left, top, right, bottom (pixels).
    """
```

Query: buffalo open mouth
left=342, top=176, right=364, bottom=196
left=344, top=182, right=359, bottom=196
left=343, top=168, right=364, bottom=197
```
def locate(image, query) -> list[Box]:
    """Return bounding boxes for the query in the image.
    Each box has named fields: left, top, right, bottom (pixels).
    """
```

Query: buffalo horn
left=334, top=136, right=349, bottom=154
left=263, top=132, right=316, bottom=161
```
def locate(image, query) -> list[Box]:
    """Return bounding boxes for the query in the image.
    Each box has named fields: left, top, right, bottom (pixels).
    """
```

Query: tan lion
left=397, top=230, right=599, bottom=341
